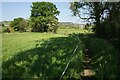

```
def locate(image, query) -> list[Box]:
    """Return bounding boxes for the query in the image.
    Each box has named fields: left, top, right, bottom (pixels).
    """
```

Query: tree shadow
left=2, top=33, right=119, bottom=80
left=2, top=34, right=85, bottom=79
left=84, top=37, right=119, bottom=79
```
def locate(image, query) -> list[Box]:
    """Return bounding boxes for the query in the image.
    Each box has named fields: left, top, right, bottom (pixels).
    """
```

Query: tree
left=30, top=2, right=60, bottom=33
left=70, top=1, right=120, bottom=79
left=70, top=1, right=120, bottom=39
left=19, top=19, right=28, bottom=32
left=70, top=2, right=102, bottom=35
left=10, top=17, right=28, bottom=32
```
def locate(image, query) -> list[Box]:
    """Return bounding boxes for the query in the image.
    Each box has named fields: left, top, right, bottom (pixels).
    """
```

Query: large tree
left=30, top=2, right=60, bottom=33
left=70, top=1, right=120, bottom=79
left=70, top=1, right=120, bottom=39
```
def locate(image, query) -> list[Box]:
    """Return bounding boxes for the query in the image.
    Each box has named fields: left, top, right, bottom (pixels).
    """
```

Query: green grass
left=0, top=26, right=7, bottom=33
left=2, top=33, right=85, bottom=79
left=2, top=29, right=86, bottom=79
left=2, top=28, right=87, bottom=62
left=0, top=33, right=2, bottom=74
left=2, top=32, right=64, bottom=62
left=83, top=36, right=119, bottom=80
left=57, top=28, right=88, bottom=35
left=2, top=29, right=119, bottom=79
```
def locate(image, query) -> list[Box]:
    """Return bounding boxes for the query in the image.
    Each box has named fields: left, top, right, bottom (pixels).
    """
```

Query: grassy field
left=2, top=32, right=64, bottom=61
left=2, top=29, right=86, bottom=78
left=57, top=28, right=88, bottom=35
left=1, top=28, right=119, bottom=79
left=2, top=28, right=87, bottom=62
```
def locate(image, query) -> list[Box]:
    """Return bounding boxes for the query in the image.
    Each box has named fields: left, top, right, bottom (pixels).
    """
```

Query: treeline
left=1, top=19, right=86, bottom=33
left=59, top=22, right=85, bottom=29
left=2, top=18, right=28, bottom=33
left=2, top=2, right=60, bottom=33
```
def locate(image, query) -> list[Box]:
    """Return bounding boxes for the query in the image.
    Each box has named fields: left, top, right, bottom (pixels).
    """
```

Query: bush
left=3, top=27, right=14, bottom=33
left=85, top=37, right=119, bottom=79
left=10, top=17, right=28, bottom=32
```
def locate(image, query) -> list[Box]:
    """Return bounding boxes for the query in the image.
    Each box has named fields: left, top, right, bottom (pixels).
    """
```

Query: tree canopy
left=70, top=1, right=120, bottom=39
left=30, top=2, right=60, bottom=33
left=70, top=1, right=120, bottom=79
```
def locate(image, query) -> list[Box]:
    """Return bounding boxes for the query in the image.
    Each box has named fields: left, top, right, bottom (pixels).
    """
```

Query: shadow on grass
left=2, top=34, right=85, bottom=79
left=84, top=36, right=119, bottom=80
left=2, top=33, right=119, bottom=80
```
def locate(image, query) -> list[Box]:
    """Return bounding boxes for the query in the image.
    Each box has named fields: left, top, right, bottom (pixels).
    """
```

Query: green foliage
left=3, top=27, right=14, bottom=33
left=70, top=1, right=120, bottom=39
left=84, top=37, right=119, bottom=80
left=31, top=2, right=60, bottom=17
left=19, top=19, right=28, bottom=32
left=30, top=2, right=60, bottom=33
left=10, top=17, right=28, bottom=32
left=70, top=3, right=120, bottom=79
left=47, top=17, right=59, bottom=33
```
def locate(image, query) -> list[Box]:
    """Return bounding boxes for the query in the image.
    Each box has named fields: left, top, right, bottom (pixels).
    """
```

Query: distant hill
left=0, top=21, right=11, bottom=26
left=59, top=22, right=85, bottom=29
left=60, top=22, right=85, bottom=25
left=60, top=22, right=85, bottom=28
left=60, top=22, right=74, bottom=25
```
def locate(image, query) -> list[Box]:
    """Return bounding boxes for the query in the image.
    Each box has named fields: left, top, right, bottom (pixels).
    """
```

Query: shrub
left=3, top=27, right=14, bottom=33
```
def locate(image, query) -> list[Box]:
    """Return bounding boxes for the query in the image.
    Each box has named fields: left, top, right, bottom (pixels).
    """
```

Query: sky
left=1, top=1, right=84, bottom=24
